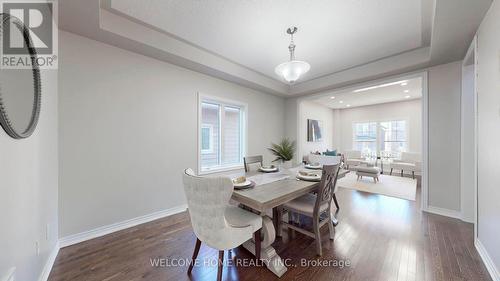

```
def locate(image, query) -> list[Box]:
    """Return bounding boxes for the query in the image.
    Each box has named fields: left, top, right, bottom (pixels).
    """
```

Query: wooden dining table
left=226, top=166, right=349, bottom=277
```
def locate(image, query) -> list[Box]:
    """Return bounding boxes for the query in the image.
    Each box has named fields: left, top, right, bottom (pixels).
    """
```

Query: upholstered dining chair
left=243, top=155, right=263, bottom=172
left=280, top=164, right=340, bottom=256
left=182, top=169, right=263, bottom=281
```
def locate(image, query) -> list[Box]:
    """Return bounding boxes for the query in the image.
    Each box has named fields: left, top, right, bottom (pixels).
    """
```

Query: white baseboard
left=38, top=241, right=60, bottom=281
left=423, top=206, right=463, bottom=220
left=475, top=238, right=500, bottom=281
left=59, top=204, right=188, bottom=248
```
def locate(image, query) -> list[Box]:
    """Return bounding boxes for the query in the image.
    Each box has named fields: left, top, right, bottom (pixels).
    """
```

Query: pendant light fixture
left=275, top=27, right=310, bottom=83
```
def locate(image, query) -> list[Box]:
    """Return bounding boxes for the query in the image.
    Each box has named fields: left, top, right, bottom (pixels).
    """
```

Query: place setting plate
left=304, top=163, right=322, bottom=170
left=296, top=171, right=321, bottom=182
left=259, top=165, right=279, bottom=173
left=232, top=178, right=256, bottom=190
left=304, top=163, right=323, bottom=170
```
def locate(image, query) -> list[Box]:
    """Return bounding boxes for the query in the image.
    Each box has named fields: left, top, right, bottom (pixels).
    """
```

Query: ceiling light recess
left=275, top=27, right=310, bottom=83
left=353, top=80, right=409, bottom=93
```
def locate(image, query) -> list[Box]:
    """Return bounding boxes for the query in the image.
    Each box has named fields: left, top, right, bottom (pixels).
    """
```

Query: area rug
left=337, top=173, right=417, bottom=201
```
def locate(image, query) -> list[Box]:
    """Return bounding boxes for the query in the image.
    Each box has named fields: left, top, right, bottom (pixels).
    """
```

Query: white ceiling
left=110, top=0, right=423, bottom=83
left=312, top=77, right=422, bottom=109
left=59, top=0, right=492, bottom=96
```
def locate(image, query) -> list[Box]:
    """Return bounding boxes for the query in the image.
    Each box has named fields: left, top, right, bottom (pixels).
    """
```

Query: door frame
left=461, top=35, right=478, bottom=238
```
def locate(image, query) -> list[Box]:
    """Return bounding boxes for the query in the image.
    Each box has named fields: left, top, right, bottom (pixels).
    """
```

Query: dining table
left=225, top=165, right=349, bottom=277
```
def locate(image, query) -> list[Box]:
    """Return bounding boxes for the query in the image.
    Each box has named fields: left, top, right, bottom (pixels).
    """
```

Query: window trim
left=197, top=92, right=248, bottom=175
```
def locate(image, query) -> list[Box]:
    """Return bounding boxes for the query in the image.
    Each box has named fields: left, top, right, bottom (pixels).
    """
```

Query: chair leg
left=313, top=217, right=322, bottom=256
left=333, top=194, right=340, bottom=210
left=328, top=211, right=335, bottom=240
left=293, top=212, right=300, bottom=224
left=276, top=207, right=283, bottom=237
left=412, top=171, right=415, bottom=179
left=401, top=169, right=404, bottom=177
left=188, top=238, right=201, bottom=274
left=287, top=211, right=295, bottom=236
left=373, top=177, right=377, bottom=183
left=390, top=168, right=393, bottom=175
left=254, top=229, right=261, bottom=262
left=217, top=250, right=224, bottom=281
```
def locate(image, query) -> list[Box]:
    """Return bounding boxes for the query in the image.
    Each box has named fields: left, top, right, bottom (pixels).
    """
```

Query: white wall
left=58, top=31, right=286, bottom=237
left=461, top=64, right=475, bottom=223
left=0, top=69, right=58, bottom=281
left=298, top=101, right=334, bottom=159
left=476, top=0, right=500, bottom=275
left=333, top=99, right=422, bottom=154
left=285, top=98, right=299, bottom=163
left=427, top=61, right=462, bottom=212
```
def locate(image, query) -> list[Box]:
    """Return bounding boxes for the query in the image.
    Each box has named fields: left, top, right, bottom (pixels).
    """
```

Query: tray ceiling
left=59, top=0, right=492, bottom=96
left=110, top=0, right=423, bottom=83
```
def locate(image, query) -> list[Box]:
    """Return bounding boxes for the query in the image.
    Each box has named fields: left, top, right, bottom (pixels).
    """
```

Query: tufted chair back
left=183, top=169, right=257, bottom=250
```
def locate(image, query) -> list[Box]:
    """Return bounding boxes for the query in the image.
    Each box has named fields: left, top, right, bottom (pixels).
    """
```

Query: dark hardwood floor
left=49, top=177, right=492, bottom=281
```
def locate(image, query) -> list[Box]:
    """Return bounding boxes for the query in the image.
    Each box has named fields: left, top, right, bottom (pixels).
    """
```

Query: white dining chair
left=243, top=155, right=263, bottom=172
left=182, top=169, right=263, bottom=281
left=280, top=164, right=340, bottom=256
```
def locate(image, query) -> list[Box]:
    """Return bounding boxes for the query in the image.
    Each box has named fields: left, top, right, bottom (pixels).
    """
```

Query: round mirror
left=0, top=13, right=41, bottom=139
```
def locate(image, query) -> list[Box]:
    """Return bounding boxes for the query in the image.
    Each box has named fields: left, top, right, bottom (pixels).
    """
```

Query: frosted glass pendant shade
left=274, top=60, right=311, bottom=83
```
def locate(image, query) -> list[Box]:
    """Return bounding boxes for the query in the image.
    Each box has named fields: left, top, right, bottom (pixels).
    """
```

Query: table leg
left=272, top=208, right=278, bottom=231
left=242, top=215, right=288, bottom=277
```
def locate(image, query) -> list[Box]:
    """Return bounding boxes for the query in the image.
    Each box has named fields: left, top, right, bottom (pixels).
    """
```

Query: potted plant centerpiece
left=268, top=138, right=296, bottom=169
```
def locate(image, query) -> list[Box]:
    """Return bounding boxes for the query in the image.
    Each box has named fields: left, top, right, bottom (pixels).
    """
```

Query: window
left=379, top=121, right=407, bottom=156
left=199, top=97, right=245, bottom=173
left=201, top=124, right=213, bottom=154
left=353, top=120, right=407, bottom=157
left=353, top=122, right=377, bottom=155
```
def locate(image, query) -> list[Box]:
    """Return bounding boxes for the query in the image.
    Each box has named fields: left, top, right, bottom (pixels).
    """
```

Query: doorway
left=297, top=72, right=428, bottom=207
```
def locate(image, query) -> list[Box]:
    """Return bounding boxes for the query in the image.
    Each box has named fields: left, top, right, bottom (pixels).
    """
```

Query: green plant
left=268, top=138, right=296, bottom=162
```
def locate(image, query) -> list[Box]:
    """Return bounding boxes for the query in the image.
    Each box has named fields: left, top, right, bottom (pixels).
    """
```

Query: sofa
left=306, top=153, right=342, bottom=165
left=303, top=149, right=341, bottom=165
